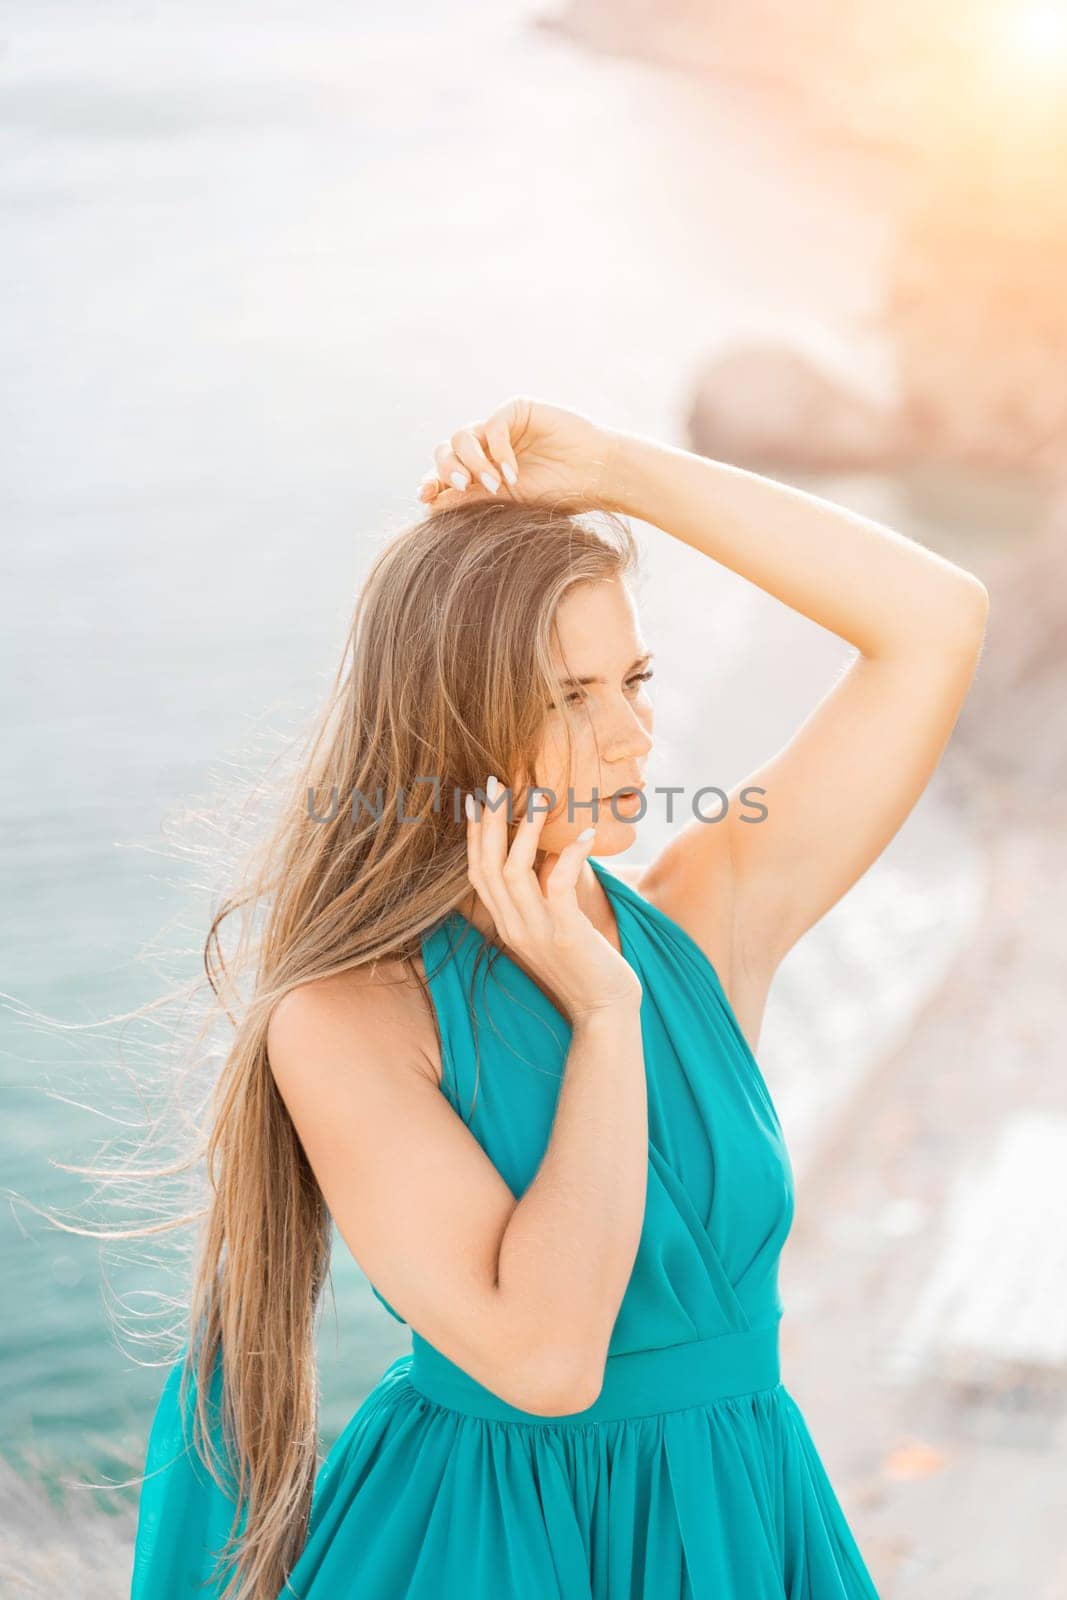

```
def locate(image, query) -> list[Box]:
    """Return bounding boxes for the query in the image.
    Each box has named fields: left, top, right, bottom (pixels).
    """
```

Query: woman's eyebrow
left=557, top=651, right=654, bottom=689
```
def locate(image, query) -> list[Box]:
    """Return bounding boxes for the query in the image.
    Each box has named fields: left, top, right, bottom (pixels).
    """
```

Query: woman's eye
left=548, top=670, right=654, bottom=711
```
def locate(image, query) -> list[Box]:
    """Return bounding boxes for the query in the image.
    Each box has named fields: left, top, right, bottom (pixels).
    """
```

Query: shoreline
left=775, top=501, right=1067, bottom=1594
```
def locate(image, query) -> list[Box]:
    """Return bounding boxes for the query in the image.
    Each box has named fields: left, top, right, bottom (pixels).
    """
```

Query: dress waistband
left=407, top=1321, right=781, bottom=1426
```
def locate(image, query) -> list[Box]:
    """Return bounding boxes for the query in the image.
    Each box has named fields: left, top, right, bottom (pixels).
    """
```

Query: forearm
left=494, top=1002, right=647, bottom=1405
left=600, top=429, right=989, bottom=658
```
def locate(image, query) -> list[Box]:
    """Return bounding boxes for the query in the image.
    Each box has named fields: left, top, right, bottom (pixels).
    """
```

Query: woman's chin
left=537, top=811, right=642, bottom=857
left=585, top=813, right=643, bottom=852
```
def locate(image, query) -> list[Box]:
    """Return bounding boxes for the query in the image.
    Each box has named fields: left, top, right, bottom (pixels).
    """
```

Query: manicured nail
left=464, top=792, right=474, bottom=820
left=480, top=471, right=500, bottom=494
left=486, top=774, right=499, bottom=800
left=577, top=826, right=596, bottom=844
left=501, top=462, right=518, bottom=485
left=450, top=470, right=470, bottom=491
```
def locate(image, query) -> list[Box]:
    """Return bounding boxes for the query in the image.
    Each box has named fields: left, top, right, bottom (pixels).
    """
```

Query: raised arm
left=600, top=430, right=991, bottom=983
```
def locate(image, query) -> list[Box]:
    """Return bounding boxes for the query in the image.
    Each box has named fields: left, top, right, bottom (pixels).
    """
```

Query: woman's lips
left=603, top=784, right=645, bottom=814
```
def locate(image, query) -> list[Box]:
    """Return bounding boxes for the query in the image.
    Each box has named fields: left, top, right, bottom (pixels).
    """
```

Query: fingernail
left=501, top=462, right=518, bottom=486
left=464, top=792, right=474, bottom=820
left=487, top=774, right=499, bottom=800
left=577, top=826, right=596, bottom=843
left=480, top=471, right=500, bottom=494
left=450, top=470, right=470, bottom=491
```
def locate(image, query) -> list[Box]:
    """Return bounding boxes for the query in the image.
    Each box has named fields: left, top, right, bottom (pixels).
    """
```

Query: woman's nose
left=604, top=707, right=653, bottom=762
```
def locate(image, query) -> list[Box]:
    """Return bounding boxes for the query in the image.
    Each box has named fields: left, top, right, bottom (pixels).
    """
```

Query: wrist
left=596, top=429, right=668, bottom=520
left=570, top=997, right=643, bottom=1035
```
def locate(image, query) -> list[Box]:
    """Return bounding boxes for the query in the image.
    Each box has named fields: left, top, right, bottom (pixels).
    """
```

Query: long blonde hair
left=39, top=497, right=638, bottom=1598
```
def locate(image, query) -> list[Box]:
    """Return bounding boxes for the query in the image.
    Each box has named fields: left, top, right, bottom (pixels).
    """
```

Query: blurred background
left=2, top=1, right=1065, bottom=1594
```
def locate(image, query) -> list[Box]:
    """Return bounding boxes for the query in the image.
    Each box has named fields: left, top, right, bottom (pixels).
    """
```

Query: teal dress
left=130, top=856, right=882, bottom=1598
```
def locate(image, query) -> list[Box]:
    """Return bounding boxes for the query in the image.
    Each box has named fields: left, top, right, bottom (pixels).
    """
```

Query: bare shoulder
left=267, top=955, right=442, bottom=1090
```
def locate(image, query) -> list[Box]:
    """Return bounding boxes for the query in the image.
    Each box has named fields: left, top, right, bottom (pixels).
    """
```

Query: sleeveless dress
left=129, top=856, right=882, bottom=1598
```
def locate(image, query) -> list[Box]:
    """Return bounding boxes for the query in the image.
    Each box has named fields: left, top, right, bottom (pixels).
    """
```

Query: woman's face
left=515, top=578, right=655, bottom=859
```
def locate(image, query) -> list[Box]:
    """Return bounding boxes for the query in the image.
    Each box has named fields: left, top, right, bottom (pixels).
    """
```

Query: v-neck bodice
left=375, top=853, right=796, bottom=1350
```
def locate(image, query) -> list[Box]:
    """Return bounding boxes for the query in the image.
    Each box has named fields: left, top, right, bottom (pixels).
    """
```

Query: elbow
left=955, top=574, right=990, bottom=641
left=509, top=1344, right=605, bottom=1419
left=967, top=574, right=990, bottom=624
left=920, top=574, right=990, bottom=658
left=530, top=1370, right=604, bottom=1419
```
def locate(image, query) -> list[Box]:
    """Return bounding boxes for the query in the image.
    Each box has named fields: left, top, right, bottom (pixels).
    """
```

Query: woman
left=129, top=395, right=989, bottom=1599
